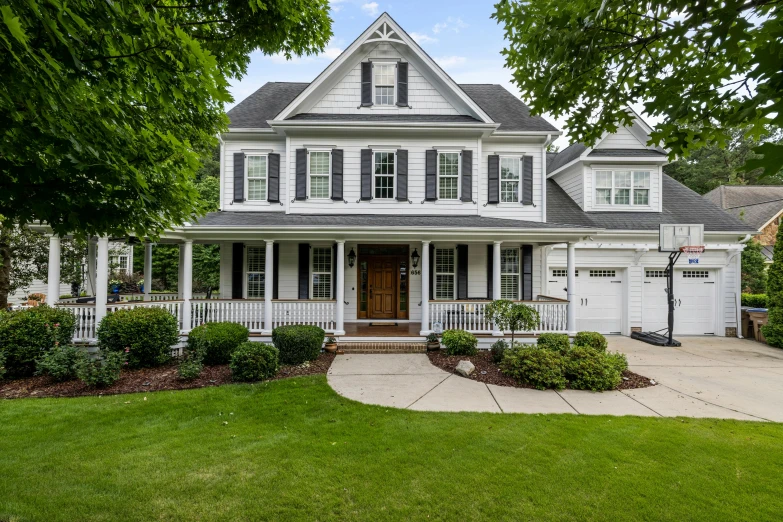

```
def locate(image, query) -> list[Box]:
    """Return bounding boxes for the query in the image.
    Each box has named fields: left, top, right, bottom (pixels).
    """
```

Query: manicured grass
left=1, top=377, right=782, bottom=521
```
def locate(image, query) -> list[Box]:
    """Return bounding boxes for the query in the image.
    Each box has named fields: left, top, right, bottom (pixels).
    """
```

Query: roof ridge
left=722, top=197, right=783, bottom=210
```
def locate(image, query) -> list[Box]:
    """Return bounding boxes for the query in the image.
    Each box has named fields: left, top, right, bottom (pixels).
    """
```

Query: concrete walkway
left=327, top=337, right=783, bottom=421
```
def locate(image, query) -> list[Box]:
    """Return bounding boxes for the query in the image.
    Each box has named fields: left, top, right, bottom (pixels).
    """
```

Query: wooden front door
left=369, top=257, right=396, bottom=319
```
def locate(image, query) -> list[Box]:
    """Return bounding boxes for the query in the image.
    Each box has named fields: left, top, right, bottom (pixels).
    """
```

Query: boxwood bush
left=742, top=293, right=768, bottom=308
left=272, top=325, right=325, bottom=365
left=97, top=307, right=179, bottom=369
left=500, top=346, right=567, bottom=390
left=536, top=333, right=570, bottom=354
left=0, top=305, right=76, bottom=377
left=187, top=322, right=249, bottom=365
left=441, top=329, right=478, bottom=356
left=490, top=339, right=509, bottom=363
left=565, top=346, right=623, bottom=391
left=35, top=345, right=84, bottom=382
left=573, top=331, right=608, bottom=352
left=75, top=350, right=125, bottom=388
left=230, top=342, right=279, bottom=382
left=0, top=350, right=6, bottom=380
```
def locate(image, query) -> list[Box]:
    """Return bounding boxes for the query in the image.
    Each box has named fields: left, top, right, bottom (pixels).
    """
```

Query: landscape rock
left=455, top=360, right=475, bottom=377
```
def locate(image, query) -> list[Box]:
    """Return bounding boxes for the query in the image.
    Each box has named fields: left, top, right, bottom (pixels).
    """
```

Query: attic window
left=374, top=63, right=395, bottom=105
left=595, top=170, right=651, bottom=206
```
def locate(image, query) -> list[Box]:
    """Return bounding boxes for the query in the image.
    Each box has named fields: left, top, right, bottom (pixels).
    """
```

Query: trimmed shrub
left=500, top=346, right=567, bottom=390
left=75, top=350, right=125, bottom=388
left=441, top=329, right=478, bottom=356
left=177, top=352, right=203, bottom=381
left=187, top=322, right=249, bottom=365
left=763, top=225, right=783, bottom=347
left=565, top=346, right=622, bottom=391
left=537, top=333, right=570, bottom=354
left=0, top=350, right=6, bottom=380
left=490, top=339, right=509, bottom=363
left=230, top=342, right=279, bottom=382
left=741, top=293, right=768, bottom=308
left=0, top=305, right=76, bottom=377
left=272, top=325, right=325, bottom=365
left=605, top=351, right=629, bottom=374
left=574, top=331, right=608, bottom=352
left=35, top=345, right=83, bottom=382
left=97, top=307, right=179, bottom=368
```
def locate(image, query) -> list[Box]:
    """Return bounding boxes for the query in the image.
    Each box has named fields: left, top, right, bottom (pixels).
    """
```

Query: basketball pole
left=666, top=251, right=682, bottom=346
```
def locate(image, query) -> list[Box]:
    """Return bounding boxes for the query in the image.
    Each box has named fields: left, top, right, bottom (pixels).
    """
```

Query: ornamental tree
left=741, top=239, right=767, bottom=294
left=493, top=0, right=783, bottom=175
left=485, top=299, right=540, bottom=345
left=762, top=226, right=783, bottom=347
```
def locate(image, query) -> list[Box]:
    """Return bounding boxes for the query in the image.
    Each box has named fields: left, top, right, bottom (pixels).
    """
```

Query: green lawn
left=1, top=377, right=782, bottom=521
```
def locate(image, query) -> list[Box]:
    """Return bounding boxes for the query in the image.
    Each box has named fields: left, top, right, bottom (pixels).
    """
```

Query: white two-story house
left=47, top=13, right=753, bottom=344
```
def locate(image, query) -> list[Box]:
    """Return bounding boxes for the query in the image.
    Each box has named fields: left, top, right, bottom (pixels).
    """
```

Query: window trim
left=372, top=149, right=396, bottom=200
left=499, top=155, right=522, bottom=204
left=110, top=254, right=129, bottom=274
left=371, top=61, right=397, bottom=107
left=307, top=149, right=332, bottom=200
left=437, top=150, right=461, bottom=201
left=244, top=153, right=269, bottom=202
left=434, top=247, right=456, bottom=300
left=310, top=245, right=333, bottom=300
left=245, top=245, right=266, bottom=299
left=500, top=247, right=520, bottom=300
left=594, top=168, right=652, bottom=208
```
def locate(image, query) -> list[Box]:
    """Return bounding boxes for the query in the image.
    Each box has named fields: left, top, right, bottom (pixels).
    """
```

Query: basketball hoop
left=680, top=245, right=705, bottom=264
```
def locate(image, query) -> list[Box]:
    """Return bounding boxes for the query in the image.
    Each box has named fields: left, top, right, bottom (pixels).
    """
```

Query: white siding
left=479, top=138, right=545, bottom=221
left=467, top=243, right=488, bottom=299
left=219, top=242, right=232, bottom=298
left=595, top=126, right=647, bottom=149
left=9, top=280, right=71, bottom=304
left=310, top=43, right=458, bottom=115
left=552, top=163, right=584, bottom=209
left=222, top=137, right=287, bottom=211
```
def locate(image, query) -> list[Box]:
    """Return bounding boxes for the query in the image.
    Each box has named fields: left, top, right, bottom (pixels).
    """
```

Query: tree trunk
left=0, top=224, right=12, bottom=310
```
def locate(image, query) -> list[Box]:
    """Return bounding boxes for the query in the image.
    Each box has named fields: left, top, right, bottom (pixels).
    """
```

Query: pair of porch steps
left=337, top=341, right=427, bottom=354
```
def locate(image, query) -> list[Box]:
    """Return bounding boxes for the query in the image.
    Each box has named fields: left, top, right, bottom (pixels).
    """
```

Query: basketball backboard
left=659, top=224, right=704, bottom=252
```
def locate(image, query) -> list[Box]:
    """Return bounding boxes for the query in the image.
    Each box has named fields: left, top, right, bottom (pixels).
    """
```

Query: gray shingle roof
left=703, top=185, right=783, bottom=230
left=226, top=82, right=559, bottom=132
left=546, top=180, right=595, bottom=228
left=192, top=213, right=590, bottom=229
left=588, top=149, right=666, bottom=157
left=547, top=143, right=587, bottom=174
left=287, top=113, right=482, bottom=123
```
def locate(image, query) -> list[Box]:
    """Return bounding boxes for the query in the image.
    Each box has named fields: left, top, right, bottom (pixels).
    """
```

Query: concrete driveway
left=327, top=337, right=783, bottom=421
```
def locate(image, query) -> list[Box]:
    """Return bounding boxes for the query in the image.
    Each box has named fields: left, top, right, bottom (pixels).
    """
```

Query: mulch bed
left=427, top=350, right=655, bottom=391
left=0, top=352, right=335, bottom=400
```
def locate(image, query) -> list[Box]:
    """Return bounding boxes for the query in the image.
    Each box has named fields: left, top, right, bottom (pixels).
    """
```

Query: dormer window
left=595, top=170, right=650, bottom=206
left=374, top=63, right=395, bottom=105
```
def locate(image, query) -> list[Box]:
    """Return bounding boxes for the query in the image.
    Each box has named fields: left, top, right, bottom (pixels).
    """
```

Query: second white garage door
left=549, top=268, right=624, bottom=334
left=642, top=269, right=716, bottom=335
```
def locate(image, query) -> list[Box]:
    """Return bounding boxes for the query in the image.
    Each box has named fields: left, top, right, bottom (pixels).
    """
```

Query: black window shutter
left=396, top=149, right=408, bottom=201
left=295, top=149, right=307, bottom=201
left=331, top=149, right=344, bottom=201
left=268, top=153, right=280, bottom=203
left=486, top=244, right=493, bottom=299
left=332, top=244, right=337, bottom=299
left=522, top=245, right=533, bottom=300
left=298, top=243, right=310, bottom=299
left=460, top=150, right=473, bottom=202
left=361, top=62, right=373, bottom=107
left=396, top=62, right=408, bottom=107
left=273, top=243, right=279, bottom=299
left=522, top=156, right=534, bottom=205
left=429, top=244, right=435, bottom=298
left=232, top=243, right=243, bottom=299
left=457, top=245, right=468, bottom=300
left=360, top=149, right=373, bottom=200
left=487, top=155, right=499, bottom=204
left=233, top=153, right=245, bottom=203
left=425, top=150, right=437, bottom=201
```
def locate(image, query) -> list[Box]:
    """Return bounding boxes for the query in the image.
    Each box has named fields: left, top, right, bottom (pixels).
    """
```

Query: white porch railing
left=57, top=292, right=218, bottom=304
left=58, top=300, right=185, bottom=340
left=190, top=300, right=264, bottom=332
left=429, top=299, right=569, bottom=334
left=272, top=300, right=335, bottom=332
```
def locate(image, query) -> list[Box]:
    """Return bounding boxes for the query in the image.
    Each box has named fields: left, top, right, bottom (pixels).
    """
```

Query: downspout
left=217, top=133, right=225, bottom=212
left=541, top=134, right=553, bottom=223
left=736, top=234, right=752, bottom=338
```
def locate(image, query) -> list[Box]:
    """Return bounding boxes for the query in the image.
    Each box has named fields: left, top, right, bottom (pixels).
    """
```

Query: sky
left=225, top=1, right=653, bottom=149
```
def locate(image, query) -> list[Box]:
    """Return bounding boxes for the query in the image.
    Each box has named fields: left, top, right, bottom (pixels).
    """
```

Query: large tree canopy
left=494, top=0, right=783, bottom=174
left=0, top=0, right=331, bottom=238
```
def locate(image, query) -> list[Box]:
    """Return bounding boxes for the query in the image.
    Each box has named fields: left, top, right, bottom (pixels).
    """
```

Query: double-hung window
left=374, top=151, right=395, bottom=199
left=438, top=152, right=460, bottom=200
left=308, top=151, right=330, bottom=199
left=110, top=255, right=129, bottom=273
left=500, top=248, right=520, bottom=300
left=595, top=170, right=651, bottom=206
left=246, top=246, right=265, bottom=298
left=312, top=247, right=332, bottom=300
left=435, top=248, right=455, bottom=299
left=246, top=155, right=267, bottom=201
left=500, top=157, right=520, bottom=203
left=374, top=63, right=395, bottom=105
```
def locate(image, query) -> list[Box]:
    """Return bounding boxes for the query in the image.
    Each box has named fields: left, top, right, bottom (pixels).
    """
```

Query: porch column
left=95, top=236, right=109, bottom=327
left=177, top=244, right=185, bottom=299
left=566, top=242, right=576, bottom=335
left=492, top=241, right=502, bottom=336
left=182, top=240, right=193, bottom=331
left=143, top=242, right=153, bottom=301
left=86, top=238, right=97, bottom=296
left=46, top=235, right=61, bottom=305
left=264, top=240, right=274, bottom=333
left=335, top=240, right=345, bottom=335
left=420, top=240, right=430, bottom=335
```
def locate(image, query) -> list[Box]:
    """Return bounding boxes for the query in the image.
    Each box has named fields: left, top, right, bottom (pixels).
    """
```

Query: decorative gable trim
left=365, top=22, right=406, bottom=45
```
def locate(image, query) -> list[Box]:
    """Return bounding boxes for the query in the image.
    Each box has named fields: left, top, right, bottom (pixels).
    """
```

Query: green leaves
left=1, top=5, right=27, bottom=48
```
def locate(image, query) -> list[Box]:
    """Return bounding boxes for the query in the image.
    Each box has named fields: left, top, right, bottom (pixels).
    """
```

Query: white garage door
left=549, top=268, right=624, bottom=334
left=643, top=269, right=715, bottom=335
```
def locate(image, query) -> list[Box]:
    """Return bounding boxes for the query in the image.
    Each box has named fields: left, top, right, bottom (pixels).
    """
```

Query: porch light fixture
left=411, top=248, right=420, bottom=269
left=347, top=248, right=356, bottom=268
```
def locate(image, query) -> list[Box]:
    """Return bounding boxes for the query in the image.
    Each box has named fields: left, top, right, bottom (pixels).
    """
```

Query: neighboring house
left=44, top=13, right=753, bottom=341
left=703, top=185, right=783, bottom=263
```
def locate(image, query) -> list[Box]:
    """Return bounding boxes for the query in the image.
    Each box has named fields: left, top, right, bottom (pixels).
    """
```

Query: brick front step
left=338, top=342, right=427, bottom=354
